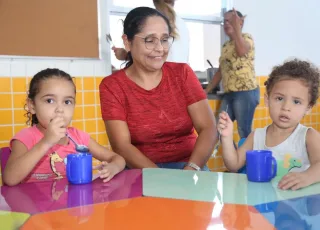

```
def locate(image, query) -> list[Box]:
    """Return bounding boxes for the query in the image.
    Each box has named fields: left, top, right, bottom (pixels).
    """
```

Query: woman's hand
left=94, top=161, right=122, bottom=183
left=218, top=111, right=233, bottom=138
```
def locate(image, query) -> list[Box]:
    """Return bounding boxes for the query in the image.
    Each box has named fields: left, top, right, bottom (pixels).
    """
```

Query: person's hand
left=278, top=172, right=312, bottom=190
left=111, top=47, right=127, bottom=61
left=218, top=111, right=233, bottom=137
left=229, top=8, right=243, bottom=34
left=94, top=161, right=121, bottom=183
left=42, top=116, right=66, bottom=146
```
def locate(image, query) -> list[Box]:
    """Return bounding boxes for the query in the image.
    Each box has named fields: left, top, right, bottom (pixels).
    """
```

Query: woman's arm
left=185, top=99, right=217, bottom=169
left=104, top=120, right=158, bottom=169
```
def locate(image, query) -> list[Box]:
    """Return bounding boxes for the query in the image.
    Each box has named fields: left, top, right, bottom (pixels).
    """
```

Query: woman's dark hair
left=25, top=68, right=75, bottom=126
left=264, top=59, right=320, bottom=107
left=123, top=7, right=172, bottom=68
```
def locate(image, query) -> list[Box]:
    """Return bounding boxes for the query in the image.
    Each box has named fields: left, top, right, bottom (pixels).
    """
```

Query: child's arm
left=88, top=138, right=126, bottom=182
left=3, top=117, right=66, bottom=186
left=278, top=128, right=320, bottom=190
left=218, top=111, right=254, bottom=172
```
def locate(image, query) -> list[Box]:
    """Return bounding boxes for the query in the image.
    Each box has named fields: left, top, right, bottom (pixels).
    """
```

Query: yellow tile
left=0, top=78, right=11, bottom=93
left=74, top=77, right=83, bottom=91
left=83, top=78, right=95, bottom=91
left=84, top=106, right=96, bottom=119
left=75, top=92, right=83, bottom=105
left=0, top=110, right=12, bottom=125
left=14, top=109, right=27, bottom=124
left=12, top=78, right=27, bottom=92
left=13, top=94, right=27, bottom=109
left=83, top=92, right=95, bottom=105
left=97, top=119, right=106, bottom=132
left=95, top=91, right=100, bottom=105
left=71, top=121, right=84, bottom=130
left=0, top=142, right=10, bottom=148
left=253, top=119, right=262, bottom=129
left=96, top=77, right=104, bottom=89
left=0, top=126, right=13, bottom=141
left=0, top=94, right=12, bottom=109
left=96, top=105, right=102, bottom=118
left=311, top=115, right=317, bottom=123
left=73, top=106, right=83, bottom=120
left=85, top=120, right=97, bottom=133
left=97, top=133, right=109, bottom=146
left=14, top=125, right=27, bottom=135
left=261, top=119, right=267, bottom=127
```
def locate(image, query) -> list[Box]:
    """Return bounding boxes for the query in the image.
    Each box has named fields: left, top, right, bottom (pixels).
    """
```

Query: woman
left=100, top=7, right=216, bottom=171
left=205, top=9, right=259, bottom=139
left=112, top=0, right=189, bottom=64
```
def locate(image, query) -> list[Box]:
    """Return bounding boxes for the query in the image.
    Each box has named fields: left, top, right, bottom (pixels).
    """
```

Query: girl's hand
left=218, top=111, right=233, bottom=137
left=94, top=161, right=121, bottom=183
left=43, top=117, right=66, bottom=146
left=278, top=172, right=312, bottom=190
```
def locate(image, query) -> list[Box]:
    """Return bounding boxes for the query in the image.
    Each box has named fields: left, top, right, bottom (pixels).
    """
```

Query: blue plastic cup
left=246, top=150, right=277, bottom=182
left=66, top=153, right=92, bottom=184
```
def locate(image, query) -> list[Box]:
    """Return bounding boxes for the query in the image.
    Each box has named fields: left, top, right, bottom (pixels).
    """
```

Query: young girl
left=218, top=59, right=320, bottom=190
left=3, top=68, right=125, bottom=186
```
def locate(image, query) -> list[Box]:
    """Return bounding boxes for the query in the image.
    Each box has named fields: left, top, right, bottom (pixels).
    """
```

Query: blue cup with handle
left=66, top=153, right=92, bottom=184
left=246, top=150, right=277, bottom=182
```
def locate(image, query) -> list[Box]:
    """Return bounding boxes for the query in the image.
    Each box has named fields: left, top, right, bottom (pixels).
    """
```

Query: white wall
left=0, top=0, right=111, bottom=78
left=234, top=0, right=320, bottom=76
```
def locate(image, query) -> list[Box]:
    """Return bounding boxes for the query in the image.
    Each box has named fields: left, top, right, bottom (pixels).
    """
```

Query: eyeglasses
left=135, top=35, right=174, bottom=50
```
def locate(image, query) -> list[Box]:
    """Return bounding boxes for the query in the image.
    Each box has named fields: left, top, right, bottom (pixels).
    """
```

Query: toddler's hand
left=112, top=47, right=127, bottom=61
left=94, top=161, right=120, bottom=183
left=218, top=111, right=233, bottom=137
left=43, top=116, right=66, bottom=146
left=278, top=172, right=311, bottom=190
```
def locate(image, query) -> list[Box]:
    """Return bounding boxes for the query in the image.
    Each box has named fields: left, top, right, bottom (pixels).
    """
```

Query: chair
left=0, top=147, right=11, bottom=177
left=237, top=138, right=246, bottom=174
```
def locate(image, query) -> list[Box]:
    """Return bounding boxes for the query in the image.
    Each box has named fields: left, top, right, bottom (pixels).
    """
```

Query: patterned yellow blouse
left=220, top=33, right=257, bottom=92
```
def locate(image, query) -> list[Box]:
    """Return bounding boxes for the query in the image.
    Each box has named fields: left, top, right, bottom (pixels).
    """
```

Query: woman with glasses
left=99, top=7, right=217, bottom=171
left=205, top=9, right=259, bottom=140
left=112, top=0, right=189, bottom=64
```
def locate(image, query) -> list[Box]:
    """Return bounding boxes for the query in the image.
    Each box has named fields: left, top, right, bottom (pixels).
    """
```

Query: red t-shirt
left=99, top=62, right=207, bottom=163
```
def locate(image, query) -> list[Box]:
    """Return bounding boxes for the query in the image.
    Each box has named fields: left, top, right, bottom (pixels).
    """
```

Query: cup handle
left=271, top=157, right=277, bottom=178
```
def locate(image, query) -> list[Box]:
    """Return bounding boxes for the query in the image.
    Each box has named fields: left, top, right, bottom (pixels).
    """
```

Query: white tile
left=54, top=61, right=71, bottom=73
left=10, top=61, right=27, bottom=77
left=0, top=62, right=10, bottom=77
left=69, top=61, right=95, bottom=77
left=94, top=61, right=111, bottom=77
left=26, top=61, right=56, bottom=77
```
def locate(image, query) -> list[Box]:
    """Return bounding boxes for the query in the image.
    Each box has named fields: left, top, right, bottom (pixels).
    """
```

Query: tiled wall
left=1, top=75, right=320, bottom=175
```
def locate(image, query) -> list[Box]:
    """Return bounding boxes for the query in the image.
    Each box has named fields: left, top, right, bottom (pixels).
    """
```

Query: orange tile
left=97, top=133, right=109, bottom=146
left=12, top=78, right=28, bottom=92
left=14, top=125, right=27, bottom=135
left=96, top=105, right=102, bottom=118
left=0, top=78, right=11, bottom=93
left=83, top=78, right=95, bottom=91
left=73, top=106, right=83, bottom=120
left=14, top=109, right=28, bottom=124
left=21, top=197, right=275, bottom=230
left=95, top=91, right=100, bottom=104
left=74, top=77, right=83, bottom=91
left=0, top=142, right=10, bottom=148
left=75, top=92, right=83, bottom=105
left=95, top=77, right=104, bottom=89
left=0, top=110, right=12, bottom=125
left=84, top=106, right=96, bottom=119
left=0, top=126, right=13, bottom=141
left=97, top=119, right=105, bottom=132
left=0, top=94, right=12, bottom=109
left=71, top=121, right=84, bottom=130
left=13, top=94, right=27, bottom=109
left=85, top=120, right=97, bottom=133
left=253, top=120, right=262, bottom=129
left=83, top=92, right=95, bottom=105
